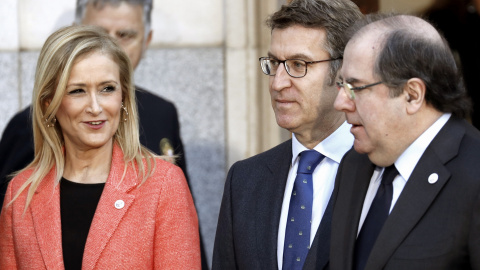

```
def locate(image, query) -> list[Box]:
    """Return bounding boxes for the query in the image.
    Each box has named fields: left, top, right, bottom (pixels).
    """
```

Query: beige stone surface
left=0, top=0, right=19, bottom=50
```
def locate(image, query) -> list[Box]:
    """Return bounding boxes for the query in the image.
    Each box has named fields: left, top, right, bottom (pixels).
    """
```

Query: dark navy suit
left=213, top=140, right=332, bottom=270
left=330, top=117, right=480, bottom=270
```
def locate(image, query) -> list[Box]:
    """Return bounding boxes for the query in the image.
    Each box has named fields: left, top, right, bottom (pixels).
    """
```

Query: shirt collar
left=395, top=113, right=451, bottom=181
left=291, top=121, right=354, bottom=166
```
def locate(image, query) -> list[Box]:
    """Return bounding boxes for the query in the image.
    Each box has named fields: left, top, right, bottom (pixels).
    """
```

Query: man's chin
left=275, top=117, right=297, bottom=132
left=353, top=140, right=369, bottom=154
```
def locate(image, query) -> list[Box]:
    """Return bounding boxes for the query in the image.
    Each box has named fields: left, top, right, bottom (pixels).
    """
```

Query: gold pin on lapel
left=159, top=138, right=175, bottom=163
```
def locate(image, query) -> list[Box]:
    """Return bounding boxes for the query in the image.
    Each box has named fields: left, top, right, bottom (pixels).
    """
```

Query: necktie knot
left=297, top=150, right=324, bottom=174
left=381, top=165, right=398, bottom=186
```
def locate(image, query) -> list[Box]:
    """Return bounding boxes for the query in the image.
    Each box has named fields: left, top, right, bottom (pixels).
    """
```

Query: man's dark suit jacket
left=330, top=116, right=480, bottom=270
left=213, top=139, right=332, bottom=270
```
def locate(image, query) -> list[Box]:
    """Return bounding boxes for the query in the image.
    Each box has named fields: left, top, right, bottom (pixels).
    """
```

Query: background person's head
left=75, top=0, right=153, bottom=69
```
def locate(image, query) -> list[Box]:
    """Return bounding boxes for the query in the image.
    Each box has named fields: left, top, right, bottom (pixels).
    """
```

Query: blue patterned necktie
left=354, top=165, right=398, bottom=270
left=283, top=150, right=325, bottom=270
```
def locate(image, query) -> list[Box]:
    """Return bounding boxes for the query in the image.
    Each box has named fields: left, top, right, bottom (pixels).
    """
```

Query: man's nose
left=334, top=87, right=355, bottom=112
left=270, top=63, right=292, bottom=92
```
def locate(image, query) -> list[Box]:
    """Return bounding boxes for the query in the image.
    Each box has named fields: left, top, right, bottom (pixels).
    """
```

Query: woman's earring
left=121, top=102, right=128, bottom=122
left=44, top=117, right=56, bottom=128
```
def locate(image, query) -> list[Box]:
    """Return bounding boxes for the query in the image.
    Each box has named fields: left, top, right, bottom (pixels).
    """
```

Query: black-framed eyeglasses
left=335, top=81, right=383, bottom=100
left=259, top=57, right=341, bottom=78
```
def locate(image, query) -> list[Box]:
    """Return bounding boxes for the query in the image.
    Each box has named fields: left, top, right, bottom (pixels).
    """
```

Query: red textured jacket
left=0, top=144, right=200, bottom=269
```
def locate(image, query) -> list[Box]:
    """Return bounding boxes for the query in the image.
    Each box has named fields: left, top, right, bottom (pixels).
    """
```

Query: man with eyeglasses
left=213, top=0, right=362, bottom=269
left=331, top=14, right=480, bottom=270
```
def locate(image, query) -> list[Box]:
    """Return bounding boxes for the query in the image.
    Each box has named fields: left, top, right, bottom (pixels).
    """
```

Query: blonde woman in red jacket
left=0, top=25, right=200, bottom=269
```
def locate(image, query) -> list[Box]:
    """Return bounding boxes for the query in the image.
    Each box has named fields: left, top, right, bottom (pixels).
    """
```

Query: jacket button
left=115, top=200, right=125, bottom=209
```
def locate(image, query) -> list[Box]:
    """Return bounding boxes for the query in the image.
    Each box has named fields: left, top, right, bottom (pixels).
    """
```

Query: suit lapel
left=30, top=167, right=65, bottom=269
left=255, top=141, right=292, bottom=270
left=365, top=117, right=464, bottom=269
left=303, top=192, right=334, bottom=270
left=82, top=145, right=137, bottom=270
left=330, top=151, right=376, bottom=270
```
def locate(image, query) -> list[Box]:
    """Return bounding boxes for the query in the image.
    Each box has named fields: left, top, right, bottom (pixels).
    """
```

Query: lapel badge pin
left=428, top=173, right=439, bottom=184
left=115, top=200, right=125, bottom=209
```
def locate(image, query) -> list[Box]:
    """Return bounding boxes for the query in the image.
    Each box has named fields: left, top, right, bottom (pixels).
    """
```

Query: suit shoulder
left=135, top=87, right=177, bottom=113
left=463, top=122, right=480, bottom=145
left=138, top=158, right=191, bottom=201
left=1, top=106, right=31, bottom=137
left=143, top=158, right=185, bottom=185
left=9, top=106, right=31, bottom=123
left=154, top=157, right=183, bottom=174
left=228, top=140, right=292, bottom=179
left=8, top=168, right=34, bottom=191
left=450, top=120, right=480, bottom=162
left=233, top=140, right=291, bottom=167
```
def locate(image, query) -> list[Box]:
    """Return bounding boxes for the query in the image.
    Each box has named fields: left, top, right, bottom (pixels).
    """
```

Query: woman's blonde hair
left=11, top=25, right=155, bottom=210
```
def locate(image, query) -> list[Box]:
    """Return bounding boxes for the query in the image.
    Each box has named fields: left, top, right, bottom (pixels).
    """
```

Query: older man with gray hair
left=331, top=14, right=480, bottom=270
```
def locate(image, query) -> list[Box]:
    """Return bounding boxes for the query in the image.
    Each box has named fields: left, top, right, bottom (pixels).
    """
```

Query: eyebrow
left=116, top=29, right=138, bottom=37
left=66, top=80, right=119, bottom=88
left=267, top=52, right=315, bottom=61
left=338, top=74, right=361, bottom=84
left=345, top=77, right=364, bottom=85
left=345, top=77, right=358, bottom=83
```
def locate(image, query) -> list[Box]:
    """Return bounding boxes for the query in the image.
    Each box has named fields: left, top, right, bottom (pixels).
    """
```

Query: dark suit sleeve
left=135, top=88, right=189, bottom=183
left=168, top=105, right=188, bottom=182
left=212, top=162, right=238, bottom=270
left=0, top=107, right=34, bottom=211
left=134, top=88, right=209, bottom=268
left=470, top=191, right=480, bottom=269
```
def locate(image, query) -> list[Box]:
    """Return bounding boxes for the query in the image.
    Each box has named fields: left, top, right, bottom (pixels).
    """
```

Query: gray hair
left=75, top=0, right=153, bottom=40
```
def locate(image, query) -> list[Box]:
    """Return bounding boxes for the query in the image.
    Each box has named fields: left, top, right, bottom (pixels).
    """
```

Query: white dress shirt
left=357, top=113, right=451, bottom=235
left=277, top=121, right=354, bottom=269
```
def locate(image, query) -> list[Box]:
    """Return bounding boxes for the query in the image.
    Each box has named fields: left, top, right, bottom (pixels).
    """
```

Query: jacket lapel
left=255, top=141, right=292, bottom=270
left=82, top=145, right=138, bottom=270
left=30, top=167, right=65, bottom=269
left=303, top=192, right=333, bottom=270
left=330, top=150, right=376, bottom=270
left=365, top=117, right=463, bottom=269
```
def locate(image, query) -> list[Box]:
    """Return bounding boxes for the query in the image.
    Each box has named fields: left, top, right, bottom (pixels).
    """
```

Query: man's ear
left=145, top=30, right=153, bottom=48
left=404, top=78, right=425, bottom=115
